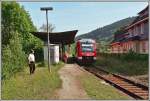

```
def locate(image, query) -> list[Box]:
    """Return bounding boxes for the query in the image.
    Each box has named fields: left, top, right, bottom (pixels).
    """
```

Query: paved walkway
left=55, top=64, right=89, bottom=100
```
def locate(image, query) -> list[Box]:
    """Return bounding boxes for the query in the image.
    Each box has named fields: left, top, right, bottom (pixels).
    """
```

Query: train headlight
left=78, top=57, right=82, bottom=59
left=93, top=57, right=96, bottom=60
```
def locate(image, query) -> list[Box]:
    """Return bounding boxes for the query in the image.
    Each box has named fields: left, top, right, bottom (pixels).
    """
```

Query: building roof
left=130, top=13, right=148, bottom=25
left=126, top=6, right=149, bottom=29
left=111, top=33, right=148, bottom=44
left=111, top=5, right=149, bottom=45
left=121, top=35, right=140, bottom=42
left=138, top=5, right=149, bottom=15
left=121, top=33, right=148, bottom=42
left=31, top=30, right=78, bottom=45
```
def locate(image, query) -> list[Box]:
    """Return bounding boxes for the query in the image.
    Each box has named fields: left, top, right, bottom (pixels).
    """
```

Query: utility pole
left=40, top=7, right=53, bottom=72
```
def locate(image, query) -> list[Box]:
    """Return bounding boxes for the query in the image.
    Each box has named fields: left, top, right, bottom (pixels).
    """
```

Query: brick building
left=110, top=6, right=149, bottom=54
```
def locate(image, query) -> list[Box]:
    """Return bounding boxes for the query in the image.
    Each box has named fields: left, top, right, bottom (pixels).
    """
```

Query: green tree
left=113, top=26, right=126, bottom=36
left=2, top=1, right=43, bottom=79
left=2, top=1, right=43, bottom=54
left=39, top=23, right=55, bottom=32
left=2, top=31, right=26, bottom=79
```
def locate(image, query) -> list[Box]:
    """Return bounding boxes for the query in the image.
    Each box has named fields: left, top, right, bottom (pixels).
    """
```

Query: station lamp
left=40, top=7, right=53, bottom=72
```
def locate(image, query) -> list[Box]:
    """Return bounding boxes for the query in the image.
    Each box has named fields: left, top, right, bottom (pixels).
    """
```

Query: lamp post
left=40, top=7, right=53, bottom=72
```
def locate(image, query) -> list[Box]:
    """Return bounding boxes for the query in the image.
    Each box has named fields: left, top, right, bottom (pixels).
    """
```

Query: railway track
left=84, top=66, right=149, bottom=100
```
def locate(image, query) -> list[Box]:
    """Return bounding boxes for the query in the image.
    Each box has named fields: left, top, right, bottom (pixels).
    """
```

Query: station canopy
left=31, top=30, right=78, bottom=45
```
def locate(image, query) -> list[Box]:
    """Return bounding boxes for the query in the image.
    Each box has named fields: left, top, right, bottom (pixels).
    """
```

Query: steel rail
left=84, top=66, right=149, bottom=100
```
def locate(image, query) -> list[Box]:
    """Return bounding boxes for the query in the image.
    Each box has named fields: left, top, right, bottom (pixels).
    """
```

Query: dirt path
left=55, top=64, right=90, bottom=100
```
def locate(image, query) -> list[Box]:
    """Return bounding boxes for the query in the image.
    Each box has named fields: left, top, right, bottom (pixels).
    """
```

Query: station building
left=110, top=6, right=149, bottom=54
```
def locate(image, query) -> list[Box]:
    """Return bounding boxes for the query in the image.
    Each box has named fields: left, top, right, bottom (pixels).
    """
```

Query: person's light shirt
left=28, top=53, right=35, bottom=62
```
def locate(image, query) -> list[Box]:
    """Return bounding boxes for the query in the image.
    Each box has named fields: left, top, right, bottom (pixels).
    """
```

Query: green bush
left=96, top=53, right=148, bottom=76
left=119, top=50, right=148, bottom=61
left=37, top=61, right=48, bottom=67
left=2, top=1, right=43, bottom=79
left=2, top=32, right=26, bottom=80
left=100, top=52, right=148, bottom=61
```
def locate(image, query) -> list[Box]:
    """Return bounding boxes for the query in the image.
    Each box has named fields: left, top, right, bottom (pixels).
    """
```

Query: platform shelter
left=31, top=30, right=78, bottom=62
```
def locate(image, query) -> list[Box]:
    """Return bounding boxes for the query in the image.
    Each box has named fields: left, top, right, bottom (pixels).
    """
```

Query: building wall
left=111, top=40, right=149, bottom=54
left=122, top=42, right=130, bottom=53
left=127, top=20, right=148, bottom=54
left=111, top=45, right=118, bottom=53
left=111, top=21, right=148, bottom=54
left=139, top=40, right=149, bottom=54
left=144, top=21, right=149, bottom=35
left=43, top=44, right=59, bottom=64
left=128, top=20, right=148, bottom=36
left=110, top=6, right=149, bottom=54
left=111, top=44, right=123, bottom=53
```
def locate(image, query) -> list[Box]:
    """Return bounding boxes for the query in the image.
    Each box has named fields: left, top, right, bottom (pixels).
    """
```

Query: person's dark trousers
left=32, top=62, right=35, bottom=73
left=29, top=61, right=35, bottom=74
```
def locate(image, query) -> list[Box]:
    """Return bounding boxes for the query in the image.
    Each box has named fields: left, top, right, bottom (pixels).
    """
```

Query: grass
left=80, top=73, right=130, bottom=100
left=2, top=62, right=64, bottom=100
left=95, top=53, right=148, bottom=76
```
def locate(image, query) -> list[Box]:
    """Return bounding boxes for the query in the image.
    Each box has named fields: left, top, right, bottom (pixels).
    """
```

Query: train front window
left=81, top=44, right=94, bottom=52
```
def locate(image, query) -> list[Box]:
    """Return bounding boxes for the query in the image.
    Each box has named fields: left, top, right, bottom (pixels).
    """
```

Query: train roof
left=77, top=38, right=95, bottom=43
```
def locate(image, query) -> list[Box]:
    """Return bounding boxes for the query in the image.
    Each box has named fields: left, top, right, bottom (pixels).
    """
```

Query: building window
left=137, top=24, right=141, bottom=35
left=133, top=27, right=135, bottom=36
left=128, top=29, right=132, bottom=37
left=141, top=23, right=144, bottom=34
left=135, top=26, right=137, bottom=35
left=135, top=26, right=139, bottom=35
left=144, top=22, right=148, bottom=35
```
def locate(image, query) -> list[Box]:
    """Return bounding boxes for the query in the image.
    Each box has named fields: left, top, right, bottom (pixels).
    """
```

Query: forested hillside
left=2, top=1, right=43, bottom=79
left=76, top=17, right=136, bottom=43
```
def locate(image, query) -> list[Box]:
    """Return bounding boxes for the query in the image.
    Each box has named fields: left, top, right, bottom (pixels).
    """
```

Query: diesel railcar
left=75, top=39, right=96, bottom=64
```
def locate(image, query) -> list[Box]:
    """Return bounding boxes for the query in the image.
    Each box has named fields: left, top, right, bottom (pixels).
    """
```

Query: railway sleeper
left=95, top=66, right=148, bottom=90
left=85, top=67, right=149, bottom=100
left=109, top=83, right=148, bottom=99
left=134, top=92, right=148, bottom=95
left=113, top=74, right=148, bottom=90
left=110, top=81, right=148, bottom=90
left=125, top=90, right=148, bottom=94
left=109, top=81, right=136, bottom=86
left=114, top=83, right=132, bottom=85
left=131, top=91, right=148, bottom=93
left=110, top=83, right=146, bottom=100
left=109, top=81, right=131, bottom=84
left=125, top=88, right=146, bottom=90
left=121, top=86, right=142, bottom=89
left=105, top=78, right=129, bottom=82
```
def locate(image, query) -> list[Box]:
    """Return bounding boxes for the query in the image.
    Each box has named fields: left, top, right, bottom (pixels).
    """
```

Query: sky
left=19, top=2, right=148, bottom=36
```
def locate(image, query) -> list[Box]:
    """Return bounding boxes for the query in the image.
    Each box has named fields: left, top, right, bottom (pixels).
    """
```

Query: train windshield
left=81, top=43, right=94, bottom=52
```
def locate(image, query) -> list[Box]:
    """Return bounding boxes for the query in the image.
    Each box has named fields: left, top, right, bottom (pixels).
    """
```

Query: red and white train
left=75, top=39, right=97, bottom=64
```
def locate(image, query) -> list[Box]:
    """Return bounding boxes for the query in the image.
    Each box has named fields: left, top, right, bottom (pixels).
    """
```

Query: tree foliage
left=2, top=31, right=26, bottom=79
left=113, top=27, right=126, bottom=35
left=2, top=1, right=43, bottom=79
left=39, top=23, right=55, bottom=32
